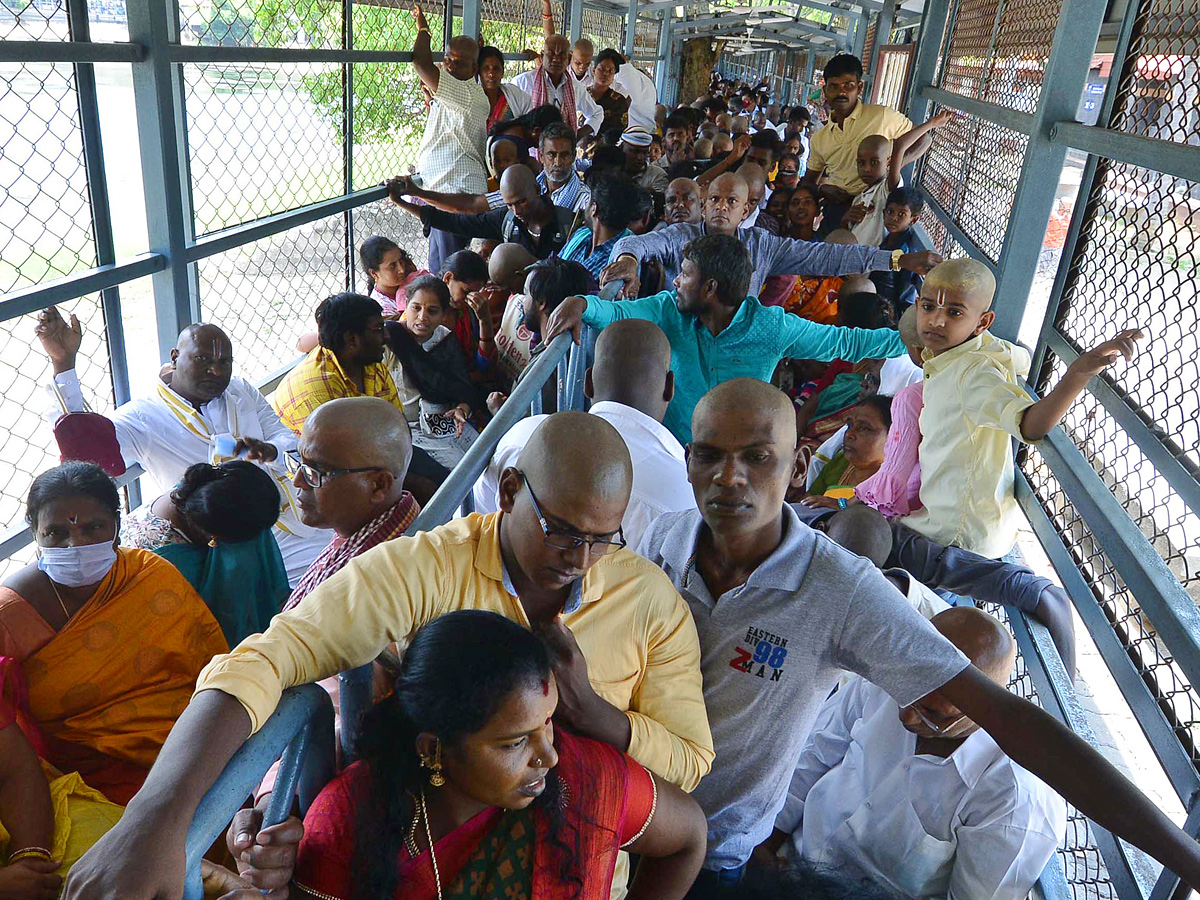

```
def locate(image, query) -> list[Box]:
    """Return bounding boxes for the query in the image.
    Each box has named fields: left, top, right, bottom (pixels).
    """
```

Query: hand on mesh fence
left=1069, top=328, right=1143, bottom=379
left=385, top=175, right=416, bottom=203
left=411, top=2, right=429, bottom=33
left=34, top=305, right=82, bottom=375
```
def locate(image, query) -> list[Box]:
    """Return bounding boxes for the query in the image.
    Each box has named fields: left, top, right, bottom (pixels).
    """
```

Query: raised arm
left=940, top=666, right=1200, bottom=890
left=888, top=110, right=952, bottom=191
left=541, top=0, right=555, bottom=41
left=1020, top=330, right=1142, bottom=441
left=696, top=132, right=751, bottom=188
left=386, top=174, right=491, bottom=215
left=411, top=3, right=439, bottom=93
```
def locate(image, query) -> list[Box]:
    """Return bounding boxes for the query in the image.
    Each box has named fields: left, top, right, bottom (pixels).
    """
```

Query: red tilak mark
left=541, top=679, right=549, bottom=696
left=545, top=717, right=551, bottom=725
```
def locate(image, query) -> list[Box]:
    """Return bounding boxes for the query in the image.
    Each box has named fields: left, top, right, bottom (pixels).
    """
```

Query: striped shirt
left=486, top=171, right=592, bottom=212
left=560, top=226, right=633, bottom=281
left=270, top=347, right=403, bottom=435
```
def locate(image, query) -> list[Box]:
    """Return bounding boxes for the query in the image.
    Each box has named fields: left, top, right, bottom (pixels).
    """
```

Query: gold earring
left=426, top=741, right=446, bottom=787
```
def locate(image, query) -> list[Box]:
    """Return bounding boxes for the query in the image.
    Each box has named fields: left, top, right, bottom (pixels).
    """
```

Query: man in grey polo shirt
left=638, top=377, right=1200, bottom=896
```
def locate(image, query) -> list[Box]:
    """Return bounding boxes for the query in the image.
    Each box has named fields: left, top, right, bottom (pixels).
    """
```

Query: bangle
left=7, top=854, right=53, bottom=868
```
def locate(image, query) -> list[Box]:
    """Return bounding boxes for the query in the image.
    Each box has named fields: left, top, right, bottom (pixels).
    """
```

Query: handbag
left=49, top=380, right=126, bottom=477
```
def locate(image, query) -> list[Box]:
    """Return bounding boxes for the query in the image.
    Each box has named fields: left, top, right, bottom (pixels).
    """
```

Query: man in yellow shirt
left=271, top=292, right=402, bottom=434
left=63, top=412, right=714, bottom=900
left=803, top=54, right=916, bottom=235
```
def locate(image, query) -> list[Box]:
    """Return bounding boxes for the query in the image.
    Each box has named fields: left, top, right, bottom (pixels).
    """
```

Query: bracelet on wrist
left=8, top=847, right=54, bottom=865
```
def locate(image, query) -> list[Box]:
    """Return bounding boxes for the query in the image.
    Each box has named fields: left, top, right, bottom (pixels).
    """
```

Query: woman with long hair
left=292, top=610, right=707, bottom=900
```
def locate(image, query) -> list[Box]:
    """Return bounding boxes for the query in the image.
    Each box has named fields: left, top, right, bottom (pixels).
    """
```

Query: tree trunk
left=678, top=37, right=723, bottom=106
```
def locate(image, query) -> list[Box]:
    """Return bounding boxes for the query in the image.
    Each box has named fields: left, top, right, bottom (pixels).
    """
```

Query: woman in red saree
left=292, top=610, right=706, bottom=900
left=0, top=462, right=227, bottom=805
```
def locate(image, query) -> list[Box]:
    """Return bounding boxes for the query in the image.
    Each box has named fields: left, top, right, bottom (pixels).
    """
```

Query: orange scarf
left=26, top=549, right=227, bottom=774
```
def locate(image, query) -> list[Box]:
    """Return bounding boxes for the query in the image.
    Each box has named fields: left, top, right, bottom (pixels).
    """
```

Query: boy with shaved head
left=636, top=377, right=1200, bottom=896
left=902, top=258, right=1143, bottom=558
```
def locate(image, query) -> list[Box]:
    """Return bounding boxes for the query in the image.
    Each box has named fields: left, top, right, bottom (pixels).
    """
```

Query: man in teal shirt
left=543, top=234, right=907, bottom=443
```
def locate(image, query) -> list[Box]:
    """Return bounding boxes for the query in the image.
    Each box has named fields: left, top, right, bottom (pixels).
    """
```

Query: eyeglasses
left=286, top=450, right=386, bottom=489
left=905, top=701, right=967, bottom=736
left=517, top=471, right=626, bottom=553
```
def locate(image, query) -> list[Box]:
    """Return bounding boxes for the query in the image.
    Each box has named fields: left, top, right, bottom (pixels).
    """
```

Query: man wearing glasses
left=64, top=411, right=714, bottom=900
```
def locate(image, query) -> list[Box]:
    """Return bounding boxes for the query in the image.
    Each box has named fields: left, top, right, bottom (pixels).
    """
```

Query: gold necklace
left=46, top=578, right=71, bottom=623
left=406, top=788, right=443, bottom=900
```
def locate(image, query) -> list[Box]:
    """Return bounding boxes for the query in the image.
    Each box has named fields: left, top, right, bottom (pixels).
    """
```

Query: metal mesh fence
left=916, top=203, right=971, bottom=259
left=917, top=107, right=1027, bottom=262
left=0, top=0, right=68, bottom=40
left=185, top=63, right=344, bottom=235
left=632, top=14, right=657, bottom=61
left=180, top=0, right=444, bottom=50
left=0, top=63, right=95, bottom=291
left=1052, top=160, right=1200, bottom=471
left=980, top=601, right=1118, bottom=899
left=580, top=5, right=623, bottom=53
left=479, top=0, right=562, bottom=53
left=196, top=211, right=348, bottom=384
left=351, top=61, right=429, bottom=189
left=937, top=0, right=1063, bottom=112
left=1110, top=0, right=1200, bottom=145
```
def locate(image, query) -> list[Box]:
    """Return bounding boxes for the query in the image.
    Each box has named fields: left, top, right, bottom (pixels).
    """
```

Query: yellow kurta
left=195, top=511, right=714, bottom=791
left=900, top=332, right=1036, bottom=558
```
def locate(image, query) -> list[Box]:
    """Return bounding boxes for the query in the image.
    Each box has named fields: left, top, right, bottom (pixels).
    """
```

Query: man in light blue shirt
left=542, top=233, right=907, bottom=443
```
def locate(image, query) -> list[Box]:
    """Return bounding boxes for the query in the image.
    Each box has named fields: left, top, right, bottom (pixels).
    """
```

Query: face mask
left=37, top=542, right=118, bottom=588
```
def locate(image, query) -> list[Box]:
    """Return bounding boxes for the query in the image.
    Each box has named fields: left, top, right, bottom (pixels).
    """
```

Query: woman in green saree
left=120, top=460, right=289, bottom=645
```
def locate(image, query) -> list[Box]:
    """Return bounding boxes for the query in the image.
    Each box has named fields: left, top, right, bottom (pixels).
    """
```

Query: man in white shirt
left=775, top=606, right=1066, bottom=900
left=613, top=54, right=658, bottom=132
left=409, top=3, right=490, bottom=271
left=473, top=319, right=693, bottom=548
left=34, top=308, right=332, bottom=586
left=512, top=34, right=603, bottom=135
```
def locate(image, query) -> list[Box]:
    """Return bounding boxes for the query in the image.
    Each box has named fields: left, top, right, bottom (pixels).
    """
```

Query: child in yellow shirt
left=899, top=258, right=1142, bottom=557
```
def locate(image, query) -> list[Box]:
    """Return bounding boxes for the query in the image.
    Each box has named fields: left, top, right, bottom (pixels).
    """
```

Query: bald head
left=898, top=305, right=922, bottom=353
left=839, top=273, right=875, bottom=297
left=824, top=228, right=858, bottom=245
left=823, top=504, right=893, bottom=567
left=925, top=258, right=996, bottom=312
left=444, top=34, right=479, bottom=80
left=574, top=38, right=594, bottom=54
left=588, top=320, right=673, bottom=422
left=738, top=162, right=767, bottom=210
left=305, top=397, right=412, bottom=475
left=516, top=412, right=632, bottom=509
left=177, top=322, right=232, bottom=353
left=705, top=172, right=750, bottom=233
left=694, top=377, right=796, bottom=449
left=857, top=133, right=892, bottom=156
left=500, top=163, right=539, bottom=201
left=488, top=242, right=536, bottom=291
left=932, top=607, right=1016, bottom=685
left=713, top=133, right=733, bottom=154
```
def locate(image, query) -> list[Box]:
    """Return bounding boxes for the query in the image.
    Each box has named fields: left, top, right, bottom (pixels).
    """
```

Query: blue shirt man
left=543, top=233, right=906, bottom=443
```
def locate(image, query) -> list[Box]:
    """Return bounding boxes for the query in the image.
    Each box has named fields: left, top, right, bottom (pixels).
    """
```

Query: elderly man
left=66, top=413, right=715, bottom=900
left=633, top=377, right=1200, bottom=896
left=600, top=172, right=940, bottom=299
left=659, top=177, right=703, bottom=228
left=512, top=33, right=603, bottom=134
left=217, top=397, right=419, bottom=892
left=773, top=607, right=1066, bottom=900
left=409, top=3, right=490, bottom=271
left=621, top=125, right=670, bottom=192
left=35, top=307, right=331, bottom=587
left=474, top=320, right=694, bottom=548
left=544, top=234, right=908, bottom=443
left=389, top=164, right=575, bottom=260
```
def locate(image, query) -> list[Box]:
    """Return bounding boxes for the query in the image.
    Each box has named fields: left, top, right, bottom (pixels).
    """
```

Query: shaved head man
left=571, top=37, right=594, bottom=80
left=704, top=172, right=750, bottom=234
left=292, top=397, right=414, bottom=537
left=664, top=177, right=704, bottom=226
left=633, top=376, right=1196, bottom=888
left=170, top=323, right=235, bottom=406
left=737, top=162, right=768, bottom=219
left=475, top=321, right=694, bottom=548
left=488, top=241, right=538, bottom=291
left=71, top=403, right=716, bottom=899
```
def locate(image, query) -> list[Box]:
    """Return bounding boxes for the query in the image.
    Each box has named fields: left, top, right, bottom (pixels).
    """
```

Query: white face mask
left=37, top=542, right=118, bottom=588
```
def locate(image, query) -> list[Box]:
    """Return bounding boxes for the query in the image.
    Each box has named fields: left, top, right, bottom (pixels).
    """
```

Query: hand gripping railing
left=180, top=332, right=588, bottom=896
left=182, top=684, right=335, bottom=900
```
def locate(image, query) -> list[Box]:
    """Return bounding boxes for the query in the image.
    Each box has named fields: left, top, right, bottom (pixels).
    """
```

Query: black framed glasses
left=517, top=470, right=626, bottom=553
left=286, top=450, right=386, bottom=489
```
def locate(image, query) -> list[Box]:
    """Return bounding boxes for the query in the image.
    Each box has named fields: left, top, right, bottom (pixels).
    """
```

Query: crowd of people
left=2, top=15, right=1188, bottom=900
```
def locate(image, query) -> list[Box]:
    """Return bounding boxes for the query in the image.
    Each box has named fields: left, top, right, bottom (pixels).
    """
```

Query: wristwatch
left=890, top=249, right=904, bottom=272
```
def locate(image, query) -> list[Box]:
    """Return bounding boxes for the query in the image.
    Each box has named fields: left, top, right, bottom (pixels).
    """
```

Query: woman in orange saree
left=291, top=611, right=706, bottom=900
left=0, top=462, right=228, bottom=805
